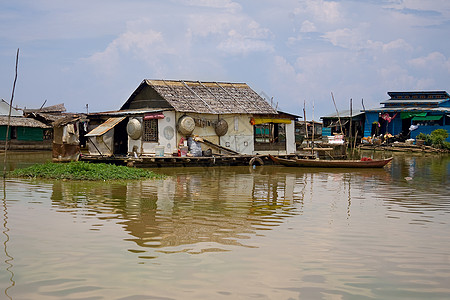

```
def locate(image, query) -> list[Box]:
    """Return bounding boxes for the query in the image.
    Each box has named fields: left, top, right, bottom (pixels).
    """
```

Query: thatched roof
left=0, top=116, right=50, bottom=128
left=121, top=79, right=278, bottom=115
left=23, top=103, right=66, bottom=114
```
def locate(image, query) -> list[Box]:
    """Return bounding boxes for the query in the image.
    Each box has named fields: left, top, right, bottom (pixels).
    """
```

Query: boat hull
left=269, top=155, right=393, bottom=168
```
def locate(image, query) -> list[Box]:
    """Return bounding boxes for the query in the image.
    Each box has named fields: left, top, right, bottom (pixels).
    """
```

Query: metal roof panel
left=85, top=117, right=126, bottom=137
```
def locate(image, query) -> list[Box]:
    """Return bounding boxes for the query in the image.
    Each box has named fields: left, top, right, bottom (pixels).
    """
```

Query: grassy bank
left=9, top=161, right=164, bottom=181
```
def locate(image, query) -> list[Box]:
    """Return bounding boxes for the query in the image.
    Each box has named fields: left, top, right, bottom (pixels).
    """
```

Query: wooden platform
left=80, top=154, right=309, bottom=168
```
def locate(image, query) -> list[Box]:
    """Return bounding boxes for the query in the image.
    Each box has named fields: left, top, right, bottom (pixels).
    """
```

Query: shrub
left=443, top=141, right=450, bottom=150
left=416, top=133, right=427, bottom=140
left=430, top=129, right=449, bottom=148
left=416, top=132, right=432, bottom=146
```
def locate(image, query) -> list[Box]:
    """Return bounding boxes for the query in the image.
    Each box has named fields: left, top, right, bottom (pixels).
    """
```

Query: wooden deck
left=80, top=153, right=309, bottom=168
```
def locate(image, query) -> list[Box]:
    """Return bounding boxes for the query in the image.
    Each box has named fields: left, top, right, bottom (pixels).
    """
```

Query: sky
left=1, top=0, right=450, bottom=119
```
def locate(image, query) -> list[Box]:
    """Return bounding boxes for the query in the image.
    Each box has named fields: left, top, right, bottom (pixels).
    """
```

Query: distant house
left=295, top=121, right=322, bottom=140
left=85, top=79, right=298, bottom=157
left=364, top=91, right=450, bottom=142
left=321, top=110, right=365, bottom=140
left=0, top=99, right=52, bottom=150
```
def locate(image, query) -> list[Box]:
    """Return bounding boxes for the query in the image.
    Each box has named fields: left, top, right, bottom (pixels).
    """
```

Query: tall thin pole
left=312, top=101, right=315, bottom=154
left=3, top=49, right=19, bottom=178
left=349, top=98, right=353, bottom=147
left=303, top=100, right=308, bottom=139
left=331, top=92, right=343, bottom=135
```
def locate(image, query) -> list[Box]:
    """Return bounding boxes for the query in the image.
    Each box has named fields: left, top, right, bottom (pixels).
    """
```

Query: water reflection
left=47, top=165, right=399, bottom=259
left=377, top=155, right=450, bottom=225
left=1, top=182, right=14, bottom=300
left=49, top=167, right=307, bottom=256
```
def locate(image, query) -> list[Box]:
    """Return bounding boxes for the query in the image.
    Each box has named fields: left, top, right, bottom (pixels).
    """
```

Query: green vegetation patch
left=9, top=161, right=164, bottom=181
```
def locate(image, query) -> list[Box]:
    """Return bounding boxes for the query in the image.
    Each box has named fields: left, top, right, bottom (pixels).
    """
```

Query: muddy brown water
left=1, top=152, right=449, bottom=299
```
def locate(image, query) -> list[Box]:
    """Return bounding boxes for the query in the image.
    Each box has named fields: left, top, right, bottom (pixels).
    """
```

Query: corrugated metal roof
left=85, top=117, right=126, bottom=137
left=88, top=108, right=167, bottom=117
left=321, top=110, right=365, bottom=119
left=387, top=91, right=450, bottom=98
left=364, top=107, right=450, bottom=113
left=0, top=100, right=22, bottom=116
left=381, top=99, right=446, bottom=105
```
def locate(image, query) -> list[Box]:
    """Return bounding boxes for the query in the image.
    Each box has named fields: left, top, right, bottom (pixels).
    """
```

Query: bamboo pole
left=331, top=92, right=344, bottom=136
left=3, top=49, right=19, bottom=179
left=303, top=100, right=308, bottom=139
left=312, top=101, right=315, bottom=155
left=349, top=98, right=352, bottom=146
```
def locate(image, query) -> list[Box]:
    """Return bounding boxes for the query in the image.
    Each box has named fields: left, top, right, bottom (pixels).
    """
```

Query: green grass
left=9, top=161, right=165, bottom=181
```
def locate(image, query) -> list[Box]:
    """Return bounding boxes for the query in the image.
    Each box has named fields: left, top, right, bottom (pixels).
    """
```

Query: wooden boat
left=269, top=155, right=393, bottom=168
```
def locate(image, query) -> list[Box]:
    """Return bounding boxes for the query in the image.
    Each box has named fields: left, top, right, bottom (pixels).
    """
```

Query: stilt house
left=85, top=79, right=297, bottom=157
left=364, top=91, right=450, bottom=142
left=0, top=99, right=52, bottom=150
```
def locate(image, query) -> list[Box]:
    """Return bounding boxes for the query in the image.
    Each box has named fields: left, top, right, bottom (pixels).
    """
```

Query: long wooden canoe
left=269, top=155, right=393, bottom=168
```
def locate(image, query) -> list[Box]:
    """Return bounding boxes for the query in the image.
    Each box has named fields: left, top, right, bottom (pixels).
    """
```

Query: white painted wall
left=140, top=111, right=177, bottom=155
left=285, top=120, right=296, bottom=154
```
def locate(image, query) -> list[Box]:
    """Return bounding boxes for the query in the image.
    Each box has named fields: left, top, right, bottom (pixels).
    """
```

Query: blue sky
left=1, top=0, right=449, bottom=118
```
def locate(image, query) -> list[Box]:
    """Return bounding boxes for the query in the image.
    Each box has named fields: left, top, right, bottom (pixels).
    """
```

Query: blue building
left=364, top=91, right=450, bottom=142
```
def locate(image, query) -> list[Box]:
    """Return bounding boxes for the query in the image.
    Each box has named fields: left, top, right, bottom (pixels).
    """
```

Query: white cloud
left=409, top=52, right=450, bottom=72
left=293, top=0, right=342, bottom=24
left=218, top=31, right=274, bottom=55
left=300, top=20, right=317, bottom=33
left=385, top=0, right=450, bottom=13
left=321, top=28, right=366, bottom=50
left=381, top=39, right=414, bottom=53
left=184, top=0, right=241, bottom=11
left=86, top=6, right=274, bottom=75
left=216, top=20, right=273, bottom=55
left=85, top=28, right=170, bottom=75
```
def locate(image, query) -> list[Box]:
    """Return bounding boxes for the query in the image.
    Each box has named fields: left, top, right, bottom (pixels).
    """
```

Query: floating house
left=364, top=91, right=450, bottom=142
left=84, top=80, right=298, bottom=161
left=0, top=99, right=52, bottom=150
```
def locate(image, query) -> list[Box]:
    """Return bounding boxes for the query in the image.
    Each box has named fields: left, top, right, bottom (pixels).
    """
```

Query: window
left=254, top=123, right=286, bottom=151
left=254, top=124, right=271, bottom=143
left=142, top=119, right=158, bottom=142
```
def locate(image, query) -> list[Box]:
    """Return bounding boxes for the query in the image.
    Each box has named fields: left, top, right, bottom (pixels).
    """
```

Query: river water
left=1, top=152, right=449, bottom=299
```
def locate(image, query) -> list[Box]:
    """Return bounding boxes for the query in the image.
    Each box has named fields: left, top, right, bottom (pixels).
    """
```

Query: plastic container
left=180, top=146, right=188, bottom=157
left=155, top=146, right=165, bottom=157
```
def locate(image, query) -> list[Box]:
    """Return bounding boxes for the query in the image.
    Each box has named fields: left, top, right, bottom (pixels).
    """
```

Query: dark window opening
left=143, top=119, right=158, bottom=142
left=254, top=123, right=286, bottom=151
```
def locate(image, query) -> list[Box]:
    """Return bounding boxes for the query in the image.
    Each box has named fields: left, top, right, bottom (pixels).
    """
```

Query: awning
left=144, top=112, right=165, bottom=120
left=85, top=117, right=126, bottom=137
left=253, top=118, right=292, bottom=125
left=401, top=112, right=426, bottom=119
left=412, top=115, right=443, bottom=121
